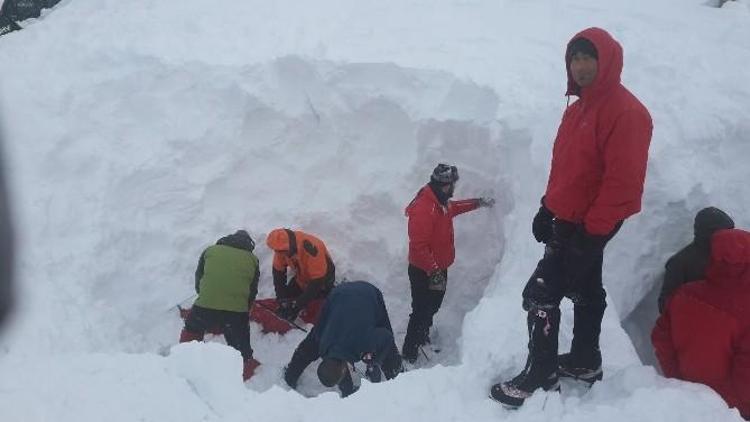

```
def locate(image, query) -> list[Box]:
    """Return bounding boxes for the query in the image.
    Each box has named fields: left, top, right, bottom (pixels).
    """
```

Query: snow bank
left=0, top=0, right=748, bottom=421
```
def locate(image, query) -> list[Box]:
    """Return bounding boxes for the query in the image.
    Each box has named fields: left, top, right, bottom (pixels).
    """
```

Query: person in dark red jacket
left=401, top=163, right=494, bottom=363
left=652, top=228, right=750, bottom=420
left=491, top=27, right=652, bottom=408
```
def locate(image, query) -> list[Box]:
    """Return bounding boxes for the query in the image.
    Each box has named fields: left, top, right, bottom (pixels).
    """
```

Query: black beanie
left=317, top=358, right=346, bottom=387
left=568, top=37, right=598, bottom=60
left=694, top=207, right=735, bottom=241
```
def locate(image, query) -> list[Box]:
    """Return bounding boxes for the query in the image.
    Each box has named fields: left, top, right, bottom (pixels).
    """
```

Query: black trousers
left=521, top=223, right=620, bottom=362
left=184, top=305, right=253, bottom=361
left=402, top=265, right=447, bottom=357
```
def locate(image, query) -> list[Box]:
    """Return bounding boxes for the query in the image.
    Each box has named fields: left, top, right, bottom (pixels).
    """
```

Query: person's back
left=653, top=228, right=750, bottom=419
left=658, top=207, right=735, bottom=312
left=195, top=240, right=258, bottom=312
left=316, top=281, right=390, bottom=362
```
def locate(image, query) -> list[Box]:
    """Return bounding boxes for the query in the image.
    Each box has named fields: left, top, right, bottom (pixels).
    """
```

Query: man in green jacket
left=179, top=230, right=261, bottom=381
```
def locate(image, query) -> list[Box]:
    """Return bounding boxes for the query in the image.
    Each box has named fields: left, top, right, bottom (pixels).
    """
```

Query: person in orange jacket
left=652, top=228, right=750, bottom=420
left=401, top=163, right=494, bottom=363
left=266, top=228, right=335, bottom=323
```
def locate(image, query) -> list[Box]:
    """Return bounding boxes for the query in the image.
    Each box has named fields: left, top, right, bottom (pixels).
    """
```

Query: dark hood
left=565, top=27, right=623, bottom=99
left=694, top=207, right=735, bottom=243
left=216, top=230, right=255, bottom=252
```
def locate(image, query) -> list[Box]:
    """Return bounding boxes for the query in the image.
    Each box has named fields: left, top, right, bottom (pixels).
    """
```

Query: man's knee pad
left=522, top=274, right=563, bottom=312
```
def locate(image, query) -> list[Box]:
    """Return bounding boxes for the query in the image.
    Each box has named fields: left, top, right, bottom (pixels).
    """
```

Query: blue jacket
left=314, top=281, right=394, bottom=365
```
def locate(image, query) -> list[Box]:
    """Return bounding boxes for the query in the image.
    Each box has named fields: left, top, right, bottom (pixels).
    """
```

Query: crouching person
left=179, top=230, right=261, bottom=381
left=283, top=281, right=403, bottom=397
left=266, top=228, right=335, bottom=324
left=652, top=228, right=750, bottom=420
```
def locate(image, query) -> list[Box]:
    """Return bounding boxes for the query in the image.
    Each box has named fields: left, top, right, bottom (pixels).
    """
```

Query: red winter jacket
left=652, top=229, right=750, bottom=419
left=544, top=27, right=653, bottom=236
left=406, top=185, right=479, bottom=273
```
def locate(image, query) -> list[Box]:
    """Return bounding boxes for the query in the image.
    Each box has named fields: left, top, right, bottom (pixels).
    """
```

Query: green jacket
left=194, top=232, right=259, bottom=312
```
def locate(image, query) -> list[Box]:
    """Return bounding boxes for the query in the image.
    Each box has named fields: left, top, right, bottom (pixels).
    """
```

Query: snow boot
left=243, top=358, right=261, bottom=381
left=179, top=328, right=204, bottom=343
left=557, top=351, right=602, bottom=384
left=490, top=308, right=561, bottom=408
left=558, top=302, right=605, bottom=384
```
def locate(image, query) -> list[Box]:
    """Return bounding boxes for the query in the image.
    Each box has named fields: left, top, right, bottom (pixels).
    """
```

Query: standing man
left=266, top=228, right=335, bottom=324
left=402, top=163, right=494, bottom=363
left=491, top=27, right=652, bottom=407
left=283, top=281, right=403, bottom=397
left=179, top=230, right=261, bottom=381
left=652, top=228, right=750, bottom=420
left=658, top=207, right=734, bottom=312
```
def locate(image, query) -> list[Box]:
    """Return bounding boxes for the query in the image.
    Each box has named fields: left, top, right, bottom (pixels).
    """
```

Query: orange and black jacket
left=266, top=229, right=335, bottom=308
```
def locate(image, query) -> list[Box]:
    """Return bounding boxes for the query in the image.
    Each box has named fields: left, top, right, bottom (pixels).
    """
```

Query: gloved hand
left=362, top=352, right=382, bottom=383
left=477, top=197, right=495, bottom=208
left=276, top=300, right=300, bottom=321
left=428, top=270, right=447, bottom=291
left=532, top=198, right=554, bottom=244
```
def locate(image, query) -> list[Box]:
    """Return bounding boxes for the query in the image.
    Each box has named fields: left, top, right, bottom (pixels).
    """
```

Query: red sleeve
left=652, top=305, right=680, bottom=378
left=449, top=199, right=479, bottom=218
left=408, top=201, right=439, bottom=273
left=585, top=110, right=652, bottom=235
left=731, top=330, right=750, bottom=410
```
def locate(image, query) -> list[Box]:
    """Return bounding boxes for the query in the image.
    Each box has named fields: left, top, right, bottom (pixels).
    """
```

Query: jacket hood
left=705, top=229, right=750, bottom=287
left=216, top=230, right=255, bottom=252
left=566, top=27, right=623, bottom=98
left=266, top=228, right=291, bottom=251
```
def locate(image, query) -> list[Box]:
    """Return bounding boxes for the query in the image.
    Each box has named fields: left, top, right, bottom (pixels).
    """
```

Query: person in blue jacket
left=283, top=281, right=403, bottom=397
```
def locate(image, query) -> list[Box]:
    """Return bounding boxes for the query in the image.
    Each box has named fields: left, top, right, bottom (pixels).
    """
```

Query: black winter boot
left=490, top=308, right=561, bottom=408
left=558, top=303, right=605, bottom=384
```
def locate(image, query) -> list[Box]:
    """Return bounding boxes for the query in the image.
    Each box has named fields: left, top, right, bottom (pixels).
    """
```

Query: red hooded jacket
left=406, top=185, right=478, bottom=273
left=652, top=229, right=750, bottom=419
left=544, top=27, right=653, bottom=236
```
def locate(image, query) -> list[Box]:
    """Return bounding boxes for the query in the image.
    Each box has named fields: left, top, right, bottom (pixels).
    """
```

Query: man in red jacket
left=401, top=163, right=494, bottom=363
left=652, top=229, right=750, bottom=420
left=491, top=27, right=652, bottom=407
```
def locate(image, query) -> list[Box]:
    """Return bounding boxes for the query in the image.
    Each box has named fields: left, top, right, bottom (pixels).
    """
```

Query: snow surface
left=0, top=0, right=749, bottom=421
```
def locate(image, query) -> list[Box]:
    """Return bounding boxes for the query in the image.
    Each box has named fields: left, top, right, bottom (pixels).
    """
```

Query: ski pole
left=254, top=300, right=308, bottom=333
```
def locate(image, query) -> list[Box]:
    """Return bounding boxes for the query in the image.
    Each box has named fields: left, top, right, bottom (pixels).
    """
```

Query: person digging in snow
left=401, top=163, right=495, bottom=364
left=652, top=228, right=750, bottom=420
left=490, top=27, right=652, bottom=408
left=265, top=228, right=335, bottom=325
left=657, top=206, right=734, bottom=313
left=179, top=230, right=261, bottom=381
left=283, top=281, right=402, bottom=397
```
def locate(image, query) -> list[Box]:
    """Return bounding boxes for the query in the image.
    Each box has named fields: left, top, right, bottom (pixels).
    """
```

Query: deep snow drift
left=0, top=0, right=749, bottom=421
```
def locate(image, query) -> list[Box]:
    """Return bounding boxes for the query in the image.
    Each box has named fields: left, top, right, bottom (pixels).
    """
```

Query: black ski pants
left=184, top=305, right=253, bottom=361
left=402, top=265, right=447, bottom=357
left=521, top=222, right=620, bottom=362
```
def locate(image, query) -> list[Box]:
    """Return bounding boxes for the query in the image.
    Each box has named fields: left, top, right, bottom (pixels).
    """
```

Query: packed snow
left=0, top=0, right=749, bottom=421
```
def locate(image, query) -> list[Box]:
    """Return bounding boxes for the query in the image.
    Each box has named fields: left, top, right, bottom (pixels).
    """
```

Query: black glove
left=276, top=300, right=300, bottom=321
left=532, top=198, right=554, bottom=243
